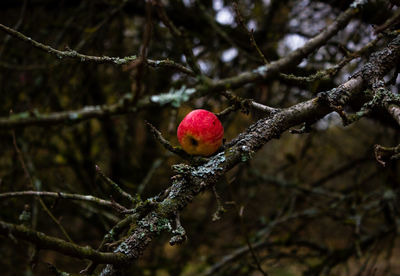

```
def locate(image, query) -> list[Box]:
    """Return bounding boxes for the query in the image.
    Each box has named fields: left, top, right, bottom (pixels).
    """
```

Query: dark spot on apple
left=189, top=137, right=198, bottom=146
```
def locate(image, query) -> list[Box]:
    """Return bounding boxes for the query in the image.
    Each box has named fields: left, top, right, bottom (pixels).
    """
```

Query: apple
left=177, top=109, right=224, bottom=156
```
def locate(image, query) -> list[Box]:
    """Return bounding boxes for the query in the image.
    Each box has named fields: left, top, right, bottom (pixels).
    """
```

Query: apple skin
left=177, top=109, right=224, bottom=156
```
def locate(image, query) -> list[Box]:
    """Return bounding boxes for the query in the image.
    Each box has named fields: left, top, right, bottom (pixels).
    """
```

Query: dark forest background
left=0, top=0, right=399, bottom=275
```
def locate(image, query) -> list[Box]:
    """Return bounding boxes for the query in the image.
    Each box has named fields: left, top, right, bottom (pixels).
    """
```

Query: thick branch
left=100, top=34, right=400, bottom=275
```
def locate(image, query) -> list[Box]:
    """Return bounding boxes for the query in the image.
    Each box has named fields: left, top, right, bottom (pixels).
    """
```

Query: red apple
left=177, top=109, right=224, bottom=156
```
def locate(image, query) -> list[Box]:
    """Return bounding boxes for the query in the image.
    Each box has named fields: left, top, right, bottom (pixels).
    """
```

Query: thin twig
left=0, top=0, right=28, bottom=58
left=197, top=2, right=259, bottom=63
left=137, top=155, right=167, bottom=195
left=212, top=2, right=364, bottom=90
left=81, top=213, right=138, bottom=275
left=127, top=0, right=153, bottom=106
left=0, top=190, right=128, bottom=213
left=74, top=0, right=128, bottom=51
left=387, top=103, right=400, bottom=126
left=214, top=105, right=237, bottom=119
left=145, top=121, right=192, bottom=159
left=279, top=33, right=384, bottom=85
left=203, top=206, right=325, bottom=276
left=0, top=94, right=151, bottom=129
left=169, top=213, right=187, bottom=245
left=374, top=144, right=400, bottom=167
left=95, top=165, right=138, bottom=205
left=12, top=130, right=74, bottom=243
left=0, top=23, right=194, bottom=75
left=374, top=7, right=400, bottom=34
left=233, top=2, right=269, bottom=64
left=0, top=220, right=129, bottom=264
left=153, top=0, right=201, bottom=75
left=211, top=186, right=226, bottom=221
left=220, top=90, right=279, bottom=115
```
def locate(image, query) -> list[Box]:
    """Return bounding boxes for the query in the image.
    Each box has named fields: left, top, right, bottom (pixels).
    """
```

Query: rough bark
left=100, top=34, right=400, bottom=276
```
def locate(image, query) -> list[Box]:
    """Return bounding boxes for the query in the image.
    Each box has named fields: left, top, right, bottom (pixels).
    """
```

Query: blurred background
left=0, top=0, right=399, bottom=275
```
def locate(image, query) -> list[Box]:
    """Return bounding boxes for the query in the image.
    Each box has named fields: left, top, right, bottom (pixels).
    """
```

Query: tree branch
left=0, top=190, right=128, bottom=212
left=0, top=2, right=364, bottom=130
left=0, top=220, right=129, bottom=264
left=0, top=23, right=194, bottom=75
left=374, top=144, right=400, bottom=166
left=96, top=165, right=138, bottom=206
left=0, top=94, right=151, bottom=129
left=100, top=32, right=400, bottom=276
left=210, top=2, right=364, bottom=92
left=145, top=121, right=192, bottom=160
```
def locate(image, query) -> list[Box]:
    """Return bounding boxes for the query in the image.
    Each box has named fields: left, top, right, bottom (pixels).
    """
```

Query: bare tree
left=0, top=0, right=399, bottom=275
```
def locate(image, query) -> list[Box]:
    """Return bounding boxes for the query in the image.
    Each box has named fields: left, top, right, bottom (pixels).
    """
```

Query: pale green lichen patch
left=112, top=55, right=137, bottom=65
left=82, top=105, right=102, bottom=112
left=348, top=86, right=400, bottom=124
left=151, top=85, right=196, bottom=107
left=67, top=50, right=78, bottom=57
left=18, top=209, right=31, bottom=225
left=191, top=152, right=226, bottom=178
left=350, top=0, right=368, bottom=9
left=139, top=215, right=172, bottom=235
left=171, top=164, right=192, bottom=174
left=118, top=93, right=134, bottom=106
left=169, top=225, right=186, bottom=245
left=155, top=218, right=172, bottom=234
left=168, top=180, right=187, bottom=199
left=115, top=242, right=130, bottom=254
left=68, top=113, right=80, bottom=120
left=105, top=229, right=115, bottom=242
left=240, top=145, right=255, bottom=162
left=10, top=112, right=30, bottom=120
left=252, top=65, right=268, bottom=77
left=383, top=189, right=396, bottom=200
